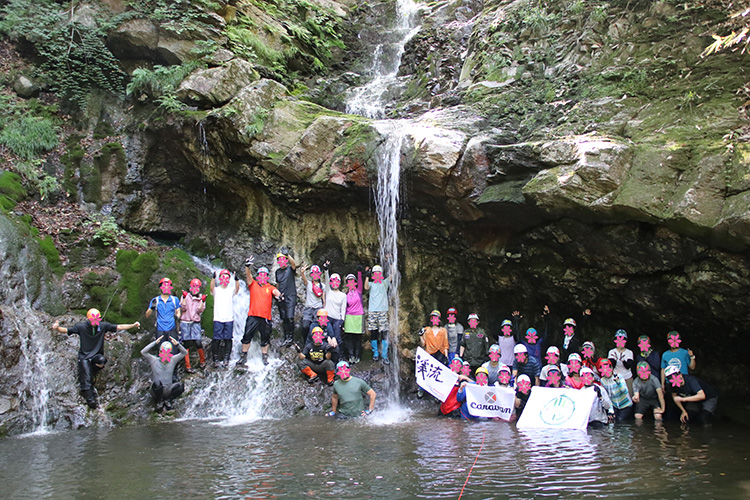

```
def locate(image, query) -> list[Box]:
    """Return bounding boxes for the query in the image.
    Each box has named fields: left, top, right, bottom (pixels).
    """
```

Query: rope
left=458, top=428, right=485, bottom=500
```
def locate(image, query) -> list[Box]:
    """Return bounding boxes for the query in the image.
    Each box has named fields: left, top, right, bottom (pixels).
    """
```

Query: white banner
left=517, top=387, right=596, bottom=431
left=464, top=384, right=516, bottom=420
left=415, top=347, right=458, bottom=402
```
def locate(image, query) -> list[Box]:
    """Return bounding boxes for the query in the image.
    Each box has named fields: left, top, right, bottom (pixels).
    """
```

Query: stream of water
left=2, top=417, right=748, bottom=499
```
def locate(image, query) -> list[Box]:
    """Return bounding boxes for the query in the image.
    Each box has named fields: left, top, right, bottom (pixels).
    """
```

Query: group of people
left=419, top=307, right=718, bottom=426
left=50, top=249, right=718, bottom=424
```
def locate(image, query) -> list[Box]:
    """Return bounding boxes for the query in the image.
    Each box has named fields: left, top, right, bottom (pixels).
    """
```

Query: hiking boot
left=185, top=367, right=196, bottom=374
left=382, top=357, right=390, bottom=365
left=164, top=400, right=174, bottom=411
left=282, top=338, right=293, bottom=348
left=199, top=361, right=207, bottom=369
left=327, top=379, right=335, bottom=387
left=262, top=353, right=269, bottom=365
left=86, top=398, right=98, bottom=409
left=308, top=375, right=319, bottom=385
left=236, top=352, right=248, bottom=366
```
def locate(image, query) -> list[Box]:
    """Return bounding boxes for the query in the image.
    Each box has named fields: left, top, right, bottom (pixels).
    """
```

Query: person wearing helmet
left=439, top=356, right=473, bottom=417
left=581, top=340, right=598, bottom=374
left=275, top=248, right=298, bottom=347
left=327, top=361, right=376, bottom=418
left=460, top=313, right=489, bottom=375
left=141, top=334, right=188, bottom=412
left=307, top=309, right=341, bottom=363
left=210, top=269, right=239, bottom=369
left=541, top=305, right=591, bottom=361
left=660, top=331, right=696, bottom=389
left=343, top=269, right=365, bottom=364
left=597, top=358, right=633, bottom=421
left=565, top=353, right=584, bottom=389
left=52, top=309, right=140, bottom=409
left=146, top=278, right=182, bottom=353
left=444, top=307, right=464, bottom=363
left=512, top=344, right=541, bottom=386
left=296, top=327, right=336, bottom=386
left=180, top=278, right=207, bottom=373
left=663, top=365, right=718, bottom=424
left=419, top=310, right=449, bottom=365
left=608, top=329, right=634, bottom=395
left=497, top=364, right=513, bottom=388
left=580, top=366, right=615, bottom=426
left=481, top=344, right=503, bottom=385
left=300, top=263, right=326, bottom=342
left=511, top=309, right=545, bottom=364
left=323, top=261, right=347, bottom=358
left=365, top=264, right=390, bottom=364
left=540, top=346, right=563, bottom=385
left=238, top=257, right=283, bottom=366
left=455, top=368, right=489, bottom=421
left=497, top=318, right=516, bottom=366
left=633, top=361, right=666, bottom=421
left=544, top=365, right=564, bottom=388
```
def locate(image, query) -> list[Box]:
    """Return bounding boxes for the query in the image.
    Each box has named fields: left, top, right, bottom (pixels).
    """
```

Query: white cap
left=513, top=344, right=528, bottom=354
left=664, top=365, right=681, bottom=377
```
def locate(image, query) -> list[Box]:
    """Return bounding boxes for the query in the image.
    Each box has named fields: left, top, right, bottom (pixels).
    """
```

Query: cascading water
left=182, top=257, right=288, bottom=424
left=345, top=0, right=422, bottom=413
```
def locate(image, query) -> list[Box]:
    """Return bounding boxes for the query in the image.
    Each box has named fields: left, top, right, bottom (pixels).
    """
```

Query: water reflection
left=1, top=416, right=749, bottom=499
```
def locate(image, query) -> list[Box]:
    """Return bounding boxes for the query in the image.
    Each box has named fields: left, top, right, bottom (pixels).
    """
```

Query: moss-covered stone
left=0, top=171, right=26, bottom=211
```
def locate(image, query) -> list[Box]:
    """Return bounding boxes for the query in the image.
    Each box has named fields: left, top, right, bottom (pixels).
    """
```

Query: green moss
left=0, top=171, right=26, bottom=211
left=477, top=181, right=527, bottom=205
left=93, top=120, right=115, bottom=139
left=106, top=250, right=161, bottom=324
left=38, top=235, right=63, bottom=275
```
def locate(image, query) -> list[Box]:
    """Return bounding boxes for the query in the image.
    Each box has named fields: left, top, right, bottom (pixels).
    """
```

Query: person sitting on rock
left=633, top=361, right=666, bottom=421
left=327, top=361, right=376, bottom=418
left=300, top=264, right=325, bottom=341
left=210, top=269, right=239, bottom=369
left=296, top=327, right=335, bottom=386
left=179, top=278, right=207, bottom=373
left=52, top=308, right=140, bottom=409
left=308, top=309, right=339, bottom=363
left=460, top=313, right=489, bottom=375
left=365, top=264, right=390, bottom=364
left=512, top=344, right=541, bottom=386
left=141, top=334, right=188, bottom=412
left=664, top=365, right=718, bottom=424
left=145, top=277, right=181, bottom=352
left=444, top=307, right=464, bottom=363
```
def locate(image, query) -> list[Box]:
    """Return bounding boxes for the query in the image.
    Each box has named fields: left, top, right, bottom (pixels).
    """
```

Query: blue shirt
left=368, top=279, right=389, bottom=312
left=661, top=348, right=691, bottom=374
left=149, top=295, right=180, bottom=331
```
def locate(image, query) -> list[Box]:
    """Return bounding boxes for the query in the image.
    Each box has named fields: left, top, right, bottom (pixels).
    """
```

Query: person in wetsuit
left=52, top=308, right=140, bottom=409
left=275, top=249, right=298, bottom=347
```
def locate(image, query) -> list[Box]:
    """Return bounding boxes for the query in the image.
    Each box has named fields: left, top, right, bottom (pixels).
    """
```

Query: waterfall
left=345, top=0, right=422, bottom=119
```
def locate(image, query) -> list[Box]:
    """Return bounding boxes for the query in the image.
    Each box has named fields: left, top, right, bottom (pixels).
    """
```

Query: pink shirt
left=180, top=294, right=206, bottom=322
left=345, top=271, right=364, bottom=316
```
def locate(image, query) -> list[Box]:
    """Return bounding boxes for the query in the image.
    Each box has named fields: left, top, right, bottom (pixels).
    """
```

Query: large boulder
left=176, top=59, right=260, bottom=107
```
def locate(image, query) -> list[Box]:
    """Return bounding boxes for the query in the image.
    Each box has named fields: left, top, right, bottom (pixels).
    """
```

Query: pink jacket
left=180, top=293, right=206, bottom=322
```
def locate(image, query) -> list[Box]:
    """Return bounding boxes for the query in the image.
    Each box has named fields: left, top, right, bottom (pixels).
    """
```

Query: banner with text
left=464, top=384, right=516, bottom=420
left=415, top=347, right=458, bottom=402
left=517, top=386, right=596, bottom=431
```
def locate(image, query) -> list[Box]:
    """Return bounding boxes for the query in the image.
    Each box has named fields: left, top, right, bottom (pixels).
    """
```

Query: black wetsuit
left=66, top=320, right=117, bottom=405
left=275, top=265, right=297, bottom=342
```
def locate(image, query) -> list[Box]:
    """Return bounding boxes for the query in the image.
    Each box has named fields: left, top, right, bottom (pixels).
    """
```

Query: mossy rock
left=0, top=171, right=26, bottom=211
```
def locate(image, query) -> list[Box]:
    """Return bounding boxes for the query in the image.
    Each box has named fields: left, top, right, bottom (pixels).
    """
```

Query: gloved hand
left=212, top=271, right=217, bottom=279
left=182, top=291, right=188, bottom=298
left=280, top=246, right=289, bottom=256
left=293, top=343, right=302, bottom=353
left=322, top=260, right=329, bottom=270
left=201, top=294, right=207, bottom=302
left=244, top=256, right=254, bottom=267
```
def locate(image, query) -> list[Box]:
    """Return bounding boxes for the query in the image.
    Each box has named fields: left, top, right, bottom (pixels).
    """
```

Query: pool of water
left=2, top=411, right=749, bottom=499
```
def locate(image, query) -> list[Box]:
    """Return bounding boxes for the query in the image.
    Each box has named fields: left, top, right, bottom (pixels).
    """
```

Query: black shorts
left=242, top=316, right=272, bottom=347
left=634, top=397, right=660, bottom=415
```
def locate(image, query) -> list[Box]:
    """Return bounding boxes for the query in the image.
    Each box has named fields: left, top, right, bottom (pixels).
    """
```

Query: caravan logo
left=484, top=392, right=497, bottom=403
left=540, top=394, right=576, bottom=425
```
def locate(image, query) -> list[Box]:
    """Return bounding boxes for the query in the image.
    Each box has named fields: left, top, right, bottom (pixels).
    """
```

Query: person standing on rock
left=210, top=269, right=239, bottom=369
left=327, top=361, right=376, bottom=418
left=300, top=264, right=325, bottom=341
left=444, top=307, right=464, bottom=363
left=141, top=334, right=188, bottom=412
left=238, top=257, right=282, bottom=366
left=460, top=313, right=489, bottom=375
left=179, top=278, right=207, bottom=373
left=275, top=249, right=298, bottom=348
left=343, top=270, right=365, bottom=364
left=324, top=261, right=347, bottom=357
left=145, top=278, right=182, bottom=353
left=52, top=308, right=140, bottom=409
left=365, top=264, right=390, bottom=364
